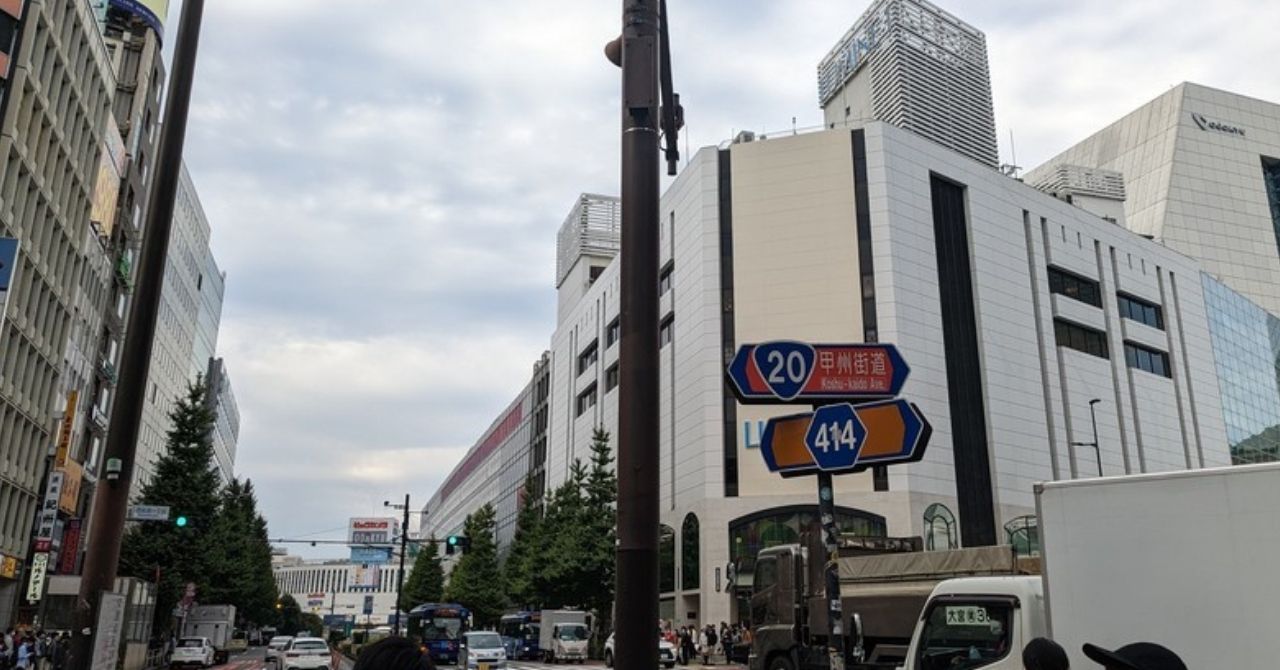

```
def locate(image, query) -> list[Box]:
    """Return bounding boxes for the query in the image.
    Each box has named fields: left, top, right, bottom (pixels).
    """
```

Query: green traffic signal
left=175, top=515, right=188, bottom=527
left=447, top=536, right=458, bottom=546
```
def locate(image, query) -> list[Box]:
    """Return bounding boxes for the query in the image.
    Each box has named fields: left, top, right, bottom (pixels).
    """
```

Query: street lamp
left=1070, top=398, right=1104, bottom=477
left=384, top=495, right=413, bottom=636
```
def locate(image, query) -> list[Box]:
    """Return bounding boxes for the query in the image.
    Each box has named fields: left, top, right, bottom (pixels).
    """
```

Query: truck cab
left=902, top=576, right=1045, bottom=670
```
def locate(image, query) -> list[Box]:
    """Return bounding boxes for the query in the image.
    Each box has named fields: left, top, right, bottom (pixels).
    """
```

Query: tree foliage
left=501, top=475, right=543, bottom=609
left=277, top=594, right=304, bottom=636
left=120, top=381, right=223, bottom=631
left=443, top=504, right=504, bottom=628
left=120, top=381, right=277, bottom=631
left=399, top=535, right=444, bottom=612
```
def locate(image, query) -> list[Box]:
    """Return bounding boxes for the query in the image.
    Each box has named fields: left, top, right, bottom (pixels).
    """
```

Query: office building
left=1201, top=276, right=1280, bottom=464
left=817, top=0, right=998, bottom=167
left=0, top=0, right=121, bottom=625
left=420, top=354, right=551, bottom=552
left=1026, top=82, right=1280, bottom=317
left=428, top=114, right=1271, bottom=627
left=273, top=555, right=410, bottom=626
left=205, top=358, right=240, bottom=485
left=135, top=163, right=216, bottom=487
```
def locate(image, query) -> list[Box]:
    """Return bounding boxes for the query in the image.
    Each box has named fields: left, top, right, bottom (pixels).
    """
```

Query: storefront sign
left=58, top=519, right=82, bottom=574
left=55, top=391, right=78, bottom=468
left=59, top=460, right=83, bottom=515
left=26, top=552, right=48, bottom=603
left=36, top=471, right=64, bottom=547
left=0, top=555, right=18, bottom=579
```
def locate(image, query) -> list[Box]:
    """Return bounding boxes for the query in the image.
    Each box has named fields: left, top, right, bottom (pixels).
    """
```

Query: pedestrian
left=15, top=638, right=32, bottom=670
left=680, top=627, right=695, bottom=666
left=1082, top=642, right=1186, bottom=670
left=352, top=636, right=434, bottom=670
left=697, top=626, right=709, bottom=665
left=1022, top=638, right=1068, bottom=670
left=49, top=635, right=66, bottom=670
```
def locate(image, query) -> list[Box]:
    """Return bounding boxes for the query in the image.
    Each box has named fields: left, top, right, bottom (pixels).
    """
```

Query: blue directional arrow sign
left=804, top=403, right=868, bottom=472
left=750, top=341, right=816, bottom=401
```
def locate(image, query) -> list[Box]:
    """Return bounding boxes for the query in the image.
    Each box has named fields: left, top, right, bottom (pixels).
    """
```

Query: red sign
left=57, top=519, right=81, bottom=574
left=728, top=342, right=910, bottom=403
left=33, top=538, right=51, bottom=553
left=352, top=520, right=390, bottom=530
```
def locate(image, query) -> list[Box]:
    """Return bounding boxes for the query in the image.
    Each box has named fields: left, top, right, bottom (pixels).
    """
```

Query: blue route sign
left=804, top=403, right=868, bottom=472
left=751, top=341, right=816, bottom=401
left=729, top=341, right=910, bottom=404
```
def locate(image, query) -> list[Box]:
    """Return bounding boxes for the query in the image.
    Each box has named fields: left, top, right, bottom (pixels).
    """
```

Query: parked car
left=280, top=637, right=332, bottom=670
left=170, top=637, right=216, bottom=669
left=604, top=633, right=676, bottom=669
left=459, top=631, right=507, bottom=670
left=264, top=636, right=294, bottom=665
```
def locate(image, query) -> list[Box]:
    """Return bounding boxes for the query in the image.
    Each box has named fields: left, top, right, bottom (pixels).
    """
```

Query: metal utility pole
left=69, top=2, right=207, bottom=669
left=606, top=2, right=681, bottom=669
left=384, top=495, right=411, bottom=636
left=817, top=472, right=847, bottom=670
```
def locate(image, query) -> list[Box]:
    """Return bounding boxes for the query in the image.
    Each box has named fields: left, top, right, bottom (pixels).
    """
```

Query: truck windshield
left=914, top=601, right=1013, bottom=670
left=557, top=626, right=588, bottom=641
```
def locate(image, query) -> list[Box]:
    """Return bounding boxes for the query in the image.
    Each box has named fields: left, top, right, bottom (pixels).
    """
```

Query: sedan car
left=265, top=636, right=294, bottom=666
left=281, top=637, right=332, bottom=670
left=170, top=637, right=215, bottom=669
left=604, top=633, right=676, bottom=669
left=460, top=631, right=507, bottom=670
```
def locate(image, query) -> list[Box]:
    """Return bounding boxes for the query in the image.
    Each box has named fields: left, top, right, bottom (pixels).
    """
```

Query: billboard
left=107, top=0, right=167, bottom=39
left=0, top=238, right=17, bottom=323
left=349, top=546, right=393, bottom=564
left=351, top=564, right=382, bottom=591
left=348, top=517, right=396, bottom=545
left=59, top=460, right=83, bottom=515
left=58, top=519, right=82, bottom=575
left=55, top=391, right=78, bottom=468
left=90, top=127, right=126, bottom=238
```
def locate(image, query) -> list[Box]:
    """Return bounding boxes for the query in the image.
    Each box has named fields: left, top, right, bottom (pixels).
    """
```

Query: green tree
left=277, top=594, right=304, bottom=636
left=581, top=428, right=618, bottom=644
left=399, top=535, right=444, bottom=612
left=203, top=479, right=278, bottom=626
left=535, top=461, right=589, bottom=608
left=501, top=475, right=543, bottom=609
left=120, top=380, right=222, bottom=632
left=444, top=504, right=504, bottom=628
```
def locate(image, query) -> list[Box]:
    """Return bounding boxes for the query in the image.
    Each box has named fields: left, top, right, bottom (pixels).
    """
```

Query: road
left=227, top=645, right=741, bottom=670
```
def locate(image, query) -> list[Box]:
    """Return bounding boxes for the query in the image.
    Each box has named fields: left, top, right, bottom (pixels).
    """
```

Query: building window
left=1054, top=319, right=1109, bottom=359
left=659, top=262, right=673, bottom=296
left=1263, top=156, right=1280, bottom=258
left=606, top=317, right=620, bottom=348
left=681, top=514, right=700, bottom=591
left=577, top=340, right=598, bottom=376
left=576, top=383, right=598, bottom=417
left=605, top=363, right=619, bottom=393
left=1048, top=267, right=1102, bottom=307
left=659, top=524, right=675, bottom=594
left=659, top=314, right=674, bottom=348
left=1117, top=293, right=1164, bottom=330
left=1124, top=342, right=1172, bottom=378
left=589, top=265, right=605, bottom=285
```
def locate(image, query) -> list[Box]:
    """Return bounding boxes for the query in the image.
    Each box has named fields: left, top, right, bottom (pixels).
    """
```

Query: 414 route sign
left=728, top=341, right=909, bottom=403
left=760, top=399, right=931, bottom=477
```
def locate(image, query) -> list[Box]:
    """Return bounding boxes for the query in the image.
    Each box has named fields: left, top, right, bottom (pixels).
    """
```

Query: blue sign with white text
left=804, top=403, right=867, bottom=472
left=349, top=546, right=393, bottom=564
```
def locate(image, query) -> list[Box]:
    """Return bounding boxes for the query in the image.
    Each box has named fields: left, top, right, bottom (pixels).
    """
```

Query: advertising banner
left=0, top=555, right=17, bottom=579
left=348, top=518, right=395, bottom=545
left=26, top=553, right=48, bottom=603
left=55, top=391, right=78, bottom=468
left=107, top=0, right=167, bottom=39
left=0, top=237, right=17, bottom=323
left=89, top=127, right=125, bottom=237
left=58, top=518, right=82, bottom=575
left=349, top=546, right=393, bottom=564
left=36, top=470, right=64, bottom=550
left=59, top=460, right=83, bottom=515
left=351, top=564, right=382, bottom=591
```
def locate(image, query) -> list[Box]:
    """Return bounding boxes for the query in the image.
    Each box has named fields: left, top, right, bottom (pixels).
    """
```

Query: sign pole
left=817, top=471, right=846, bottom=670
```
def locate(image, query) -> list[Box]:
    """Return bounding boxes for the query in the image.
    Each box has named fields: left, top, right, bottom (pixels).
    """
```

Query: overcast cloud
left=172, top=0, right=1280, bottom=558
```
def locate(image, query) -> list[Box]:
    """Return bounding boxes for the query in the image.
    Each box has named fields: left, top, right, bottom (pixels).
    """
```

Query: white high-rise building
left=817, top=0, right=999, bottom=167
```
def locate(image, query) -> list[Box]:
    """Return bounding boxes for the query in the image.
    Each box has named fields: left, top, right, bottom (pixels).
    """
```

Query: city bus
left=499, top=611, right=542, bottom=660
left=406, top=603, right=471, bottom=666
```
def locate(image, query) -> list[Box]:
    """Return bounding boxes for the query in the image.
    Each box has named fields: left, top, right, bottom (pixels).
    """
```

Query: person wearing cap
left=1082, top=642, right=1186, bottom=670
left=353, top=636, right=435, bottom=670
left=1022, top=637, right=1068, bottom=670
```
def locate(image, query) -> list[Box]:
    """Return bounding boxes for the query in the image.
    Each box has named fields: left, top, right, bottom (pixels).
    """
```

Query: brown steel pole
left=613, top=1, right=661, bottom=669
left=69, top=2, right=207, bottom=669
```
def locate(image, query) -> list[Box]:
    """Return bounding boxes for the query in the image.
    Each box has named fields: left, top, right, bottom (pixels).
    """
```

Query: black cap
left=1022, top=637, right=1069, bottom=670
left=1083, top=642, right=1187, bottom=670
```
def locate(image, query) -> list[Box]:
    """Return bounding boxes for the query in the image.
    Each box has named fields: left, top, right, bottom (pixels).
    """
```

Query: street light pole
left=384, top=495, right=411, bottom=636
left=1071, top=398, right=1104, bottom=477
left=69, top=3, right=206, bottom=669
left=606, top=2, right=681, bottom=669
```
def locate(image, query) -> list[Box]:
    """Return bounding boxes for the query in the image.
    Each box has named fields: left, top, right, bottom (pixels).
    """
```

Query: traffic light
left=174, top=515, right=188, bottom=527
left=445, top=535, right=470, bottom=555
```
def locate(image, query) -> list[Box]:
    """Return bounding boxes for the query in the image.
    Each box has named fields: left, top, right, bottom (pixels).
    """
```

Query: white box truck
left=182, top=605, right=237, bottom=665
left=539, top=610, right=590, bottom=664
left=901, top=463, right=1280, bottom=669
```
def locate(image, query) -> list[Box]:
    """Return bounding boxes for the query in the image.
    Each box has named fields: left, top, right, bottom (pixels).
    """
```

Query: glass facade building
left=1203, top=275, right=1280, bottom=464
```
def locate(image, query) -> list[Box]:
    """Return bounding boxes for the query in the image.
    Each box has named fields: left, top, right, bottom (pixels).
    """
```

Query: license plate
left=479, top=664, right=490, bottom=670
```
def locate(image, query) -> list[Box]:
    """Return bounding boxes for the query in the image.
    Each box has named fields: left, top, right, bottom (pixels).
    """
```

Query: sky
left=166, top=0, right=1280, bottom=559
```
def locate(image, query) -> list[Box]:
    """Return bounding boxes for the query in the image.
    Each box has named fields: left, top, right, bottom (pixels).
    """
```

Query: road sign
left=728, top=342, right=909, bottom=403
left=804, top=404, right=868, bottom=471
left=759, top=399, right=932, bottom=477
left=127, top=505, right=171, bottom=522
